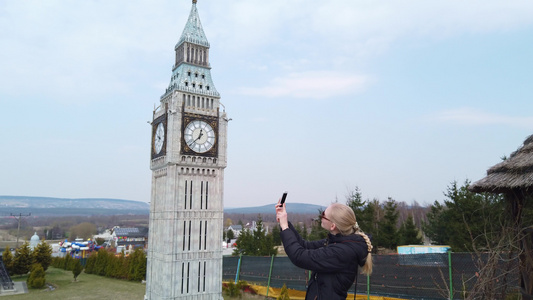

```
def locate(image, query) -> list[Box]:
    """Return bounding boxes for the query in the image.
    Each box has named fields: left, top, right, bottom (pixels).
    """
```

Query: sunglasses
left=320, top=211, right=331, bottom=222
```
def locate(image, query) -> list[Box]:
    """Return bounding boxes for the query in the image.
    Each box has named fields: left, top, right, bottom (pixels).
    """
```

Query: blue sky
left=1, top=0, right=532, bottom=208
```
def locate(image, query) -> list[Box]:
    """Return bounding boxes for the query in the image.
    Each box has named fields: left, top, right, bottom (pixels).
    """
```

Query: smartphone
left=280, top=192, right=288, bottom=205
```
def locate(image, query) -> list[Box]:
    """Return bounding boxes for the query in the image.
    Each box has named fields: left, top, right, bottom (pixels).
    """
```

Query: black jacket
left=280, top=222, right=369, bottom=300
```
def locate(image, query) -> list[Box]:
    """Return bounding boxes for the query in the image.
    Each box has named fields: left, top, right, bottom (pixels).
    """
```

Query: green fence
left=222, top=252, right=520, bottom=300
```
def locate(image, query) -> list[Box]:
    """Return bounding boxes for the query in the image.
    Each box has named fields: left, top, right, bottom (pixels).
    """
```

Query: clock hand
left=195, top=129, right=204, bottom=141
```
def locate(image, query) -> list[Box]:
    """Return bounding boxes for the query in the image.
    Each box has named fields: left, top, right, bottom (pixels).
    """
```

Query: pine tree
left=308, top=210, right=327, bottom=241
left=63, top=254, right=72, bottom=270
left=33, top=240, right=52, bottom=271
left=233, top=217, right=277, bottom=256
left=377, top=198, right=399, bottom=250
left=27, top=263, right=46, bottom=289
left=270, top=225, right=281, bottom=246
left=72, top=259, right=83, bottom=282
left=84, top=252, right=97, bottom=274
left=277, top=283, right=291, bottom=300
left=128, top=248, right=147, bottom=281
left=94, top=248, right=110, bottom=276
left=398, top=214, right=423, bottom=245
left=2, top=247, right=14, bottom=275
left=13, top=242, right=33, bottom=276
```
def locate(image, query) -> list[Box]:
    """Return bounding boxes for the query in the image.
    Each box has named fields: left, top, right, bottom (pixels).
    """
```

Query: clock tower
left=145, top=1, right=228, bottom=299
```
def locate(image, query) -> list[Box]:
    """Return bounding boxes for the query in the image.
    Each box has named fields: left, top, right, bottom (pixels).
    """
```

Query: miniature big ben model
left=145, top=1, right=228, bottom=299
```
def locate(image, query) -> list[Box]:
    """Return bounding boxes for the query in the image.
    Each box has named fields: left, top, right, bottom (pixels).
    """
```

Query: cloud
left=435, top=108, right=533, bottom=128
left=233, top=71, right=371, bottom=99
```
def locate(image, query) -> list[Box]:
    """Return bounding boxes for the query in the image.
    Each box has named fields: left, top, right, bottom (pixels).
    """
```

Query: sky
left=1, top=0, right=533, bottom=208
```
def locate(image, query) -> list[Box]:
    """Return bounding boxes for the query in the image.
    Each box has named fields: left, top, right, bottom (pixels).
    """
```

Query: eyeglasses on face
left=320, top=211, right=331, bottom=222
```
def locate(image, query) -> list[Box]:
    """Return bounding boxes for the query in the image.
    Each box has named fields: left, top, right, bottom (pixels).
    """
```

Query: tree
left=233, top=216, right=277, bottom=256
left=128, top=248, right=147, bottom=281
left=376, top=198, right=399, bottom=250
left=27, top=264, right=46, bottom=289
left=398, top=214, right=423, bottom=245
left=2, top=246, right=14, bottom=275
left=308, top=209, right=327, bottom=241
left=84, top=252, right=97, bottom=274
left=12, top=242, right=32, bottom=276
left=422, top=200, right=449, bottom=245
left=277, top=283, right=291, bottom=300
left=94, top=248, right=110, bottom=276
left=69, top=222, right=97, bottom=240
left=271, top=225, right=281, bottom=246
left=33, top=240, right=52, bottom=271
left=72, top=259, right=83, bottom=282
left=345, top=187, right=377, bottom=235
left=226, top=229, right=235, bottom=241
left=423, top=180, right=505, bottom=251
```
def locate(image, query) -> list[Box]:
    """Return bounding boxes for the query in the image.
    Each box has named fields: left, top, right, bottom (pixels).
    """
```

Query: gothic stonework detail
left=145, top=1, right=228, bottom=299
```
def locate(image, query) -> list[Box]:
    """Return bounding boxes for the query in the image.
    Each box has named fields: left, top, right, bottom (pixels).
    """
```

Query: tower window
left=187, top=71, right=191, bottom=76
left=192, top=83, right=196, bottom=88
left=206, top=86, right=210, bottom=90
left=195, top=73, right=198, bottom=78
left=199, top=84, right=203, bottom=89
left=202, top=74, right=205, bottom=79
left=185, top=82, right=188, bottom=87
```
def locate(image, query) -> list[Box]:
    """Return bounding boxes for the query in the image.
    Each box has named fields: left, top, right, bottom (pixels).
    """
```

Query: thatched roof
left=469, top=134, right=533, bottom=194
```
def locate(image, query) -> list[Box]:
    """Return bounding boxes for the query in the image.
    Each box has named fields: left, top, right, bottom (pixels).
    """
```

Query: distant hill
left=224, top=203, right=326, bottom=215
left=0, top=196, right=325, bottom=217
left=0, top=196, right=150, bottom=216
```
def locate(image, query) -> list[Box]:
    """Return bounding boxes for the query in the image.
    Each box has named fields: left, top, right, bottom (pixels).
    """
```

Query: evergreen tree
left=270, top=225, right=281, bottom=246
left=226, top=229, right=235, bottom=241
left=277, top=283, right=291, bottom=300
left=72, top=259, right=83, bottom=282
left=346, top=186, right=365, bottom=218
left=94, top=248, right=110, bottom=276
left=63, top=254, right=72, bottom=270
left=424, top=180, right=505, bottom=251
left=128, top=248, right=147, bottom=281
left=12, top=242, right=32, bottom=276
left=376, top=198, right=399, bottom=250
left=84, top=252, right=97, bottom=274
left=301, top=223, right=308, bottom=240
left=233, top=228, right=253, bottom=255
left=398, top=214, right=423, bottom=245
left=33, top=240, right=52, bottom=271
left=27, top=264, right=46, bottom=289
left=2, top=247, right=14, bottom=275
left=308, top=210, right=327, bottom=241
left=422, top=200, right=449, bottom=245
left=233, top=217, right=277, bottom=256
left=345, top=187, right=375, bottom=234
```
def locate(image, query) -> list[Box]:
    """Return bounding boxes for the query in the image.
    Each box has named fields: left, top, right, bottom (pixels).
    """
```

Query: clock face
left=154, top=122, right=165, bottom=154
left=184, top=120, right=216, bottom=153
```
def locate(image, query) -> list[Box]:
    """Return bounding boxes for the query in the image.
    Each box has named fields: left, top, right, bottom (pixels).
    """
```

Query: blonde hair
left=328, top=203, right=373, bottom=275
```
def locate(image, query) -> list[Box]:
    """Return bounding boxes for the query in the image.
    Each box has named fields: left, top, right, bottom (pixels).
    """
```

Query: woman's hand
left=275, top=200, right=288, bottom=231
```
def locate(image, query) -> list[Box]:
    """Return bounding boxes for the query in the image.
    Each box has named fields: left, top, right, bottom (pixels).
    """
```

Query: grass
left=10, top=267, right=146, bottom=300
left=9, top=268, right=269, bottom=300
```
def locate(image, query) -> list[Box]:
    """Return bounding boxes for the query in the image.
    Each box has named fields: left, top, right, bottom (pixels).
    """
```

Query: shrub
left=277, top=283, right=291, bottom=300
left=27, top=264, right=46, bottom=289
left=72, top=259, right=83, bottom=281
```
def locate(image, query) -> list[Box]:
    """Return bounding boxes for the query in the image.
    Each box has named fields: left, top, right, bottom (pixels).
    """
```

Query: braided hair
left=328, top=203, right=373, bottom=275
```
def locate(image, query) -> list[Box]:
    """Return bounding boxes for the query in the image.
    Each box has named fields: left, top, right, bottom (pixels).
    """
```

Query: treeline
left=229, top=180, right=533, bottom=254
left=51, top=248, right=147, bottom=281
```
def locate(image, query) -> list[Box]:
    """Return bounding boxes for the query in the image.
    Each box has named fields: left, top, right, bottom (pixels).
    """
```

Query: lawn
left=8, top=268, right=268, bottom=300
left=10, top=267, right=146, bottom=300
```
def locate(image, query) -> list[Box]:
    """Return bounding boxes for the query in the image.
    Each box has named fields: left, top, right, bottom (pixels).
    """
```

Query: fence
left=222, top=252, right=520, bottom=300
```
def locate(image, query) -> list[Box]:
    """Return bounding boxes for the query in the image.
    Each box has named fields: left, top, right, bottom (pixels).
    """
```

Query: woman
left=275, top=202, right=373, bottom=300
